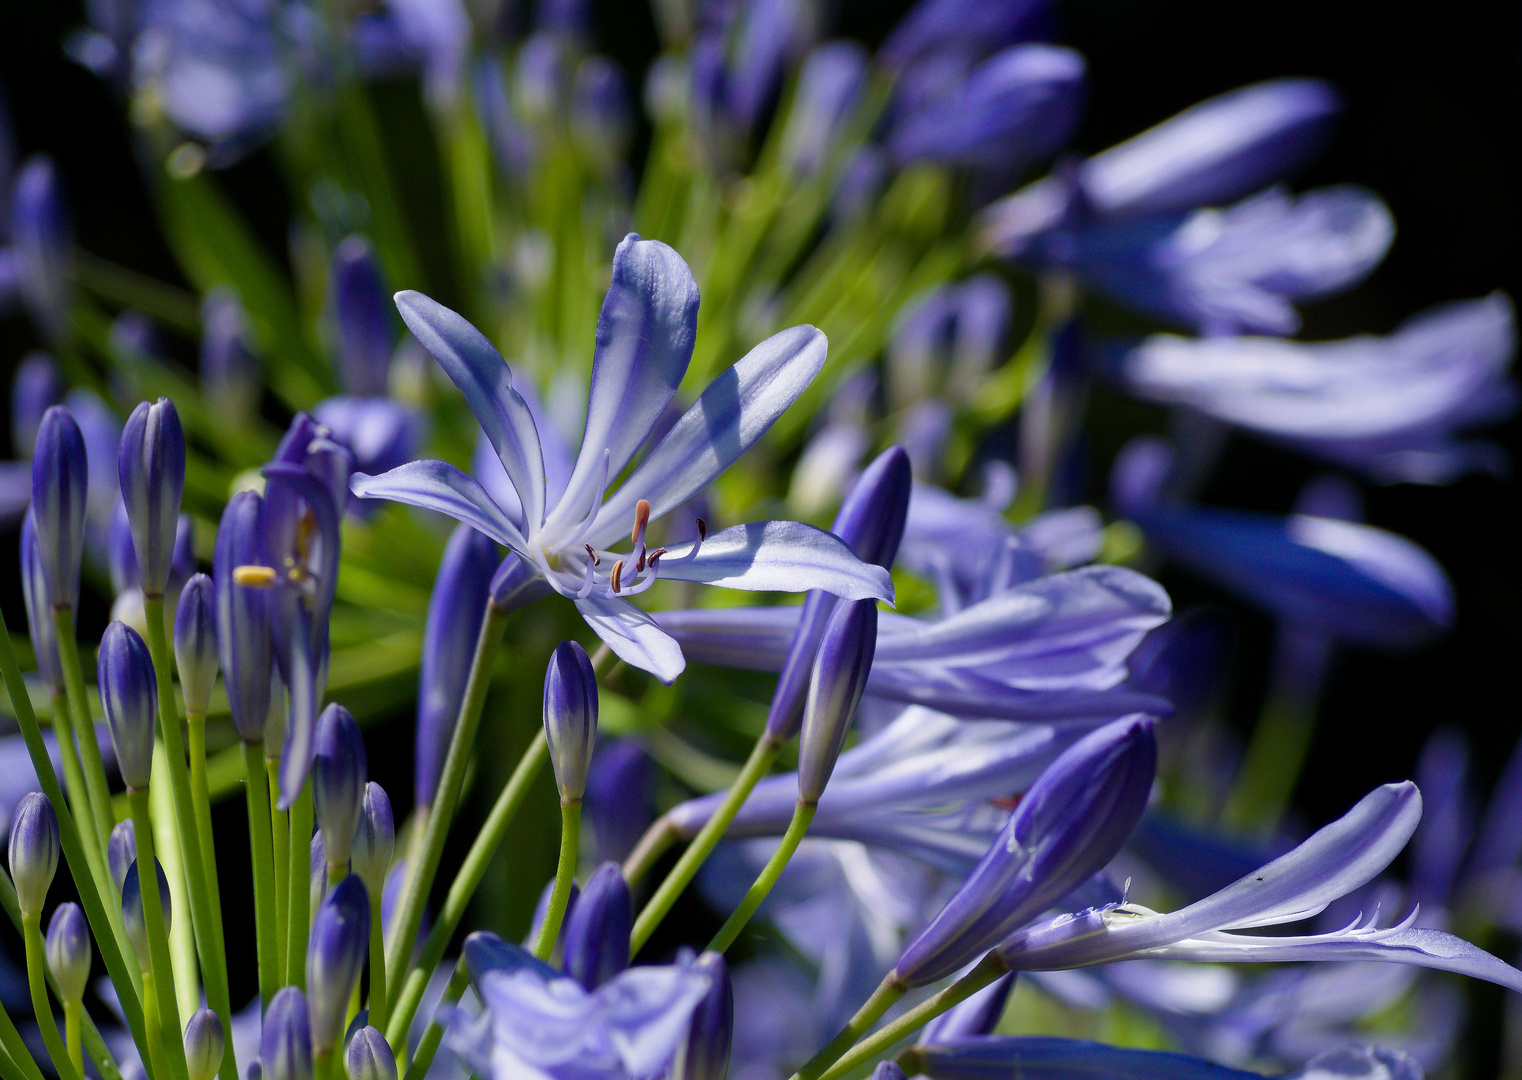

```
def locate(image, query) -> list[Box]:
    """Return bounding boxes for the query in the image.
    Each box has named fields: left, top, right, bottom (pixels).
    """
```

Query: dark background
left=0, top=0, right=1519, bottom=1061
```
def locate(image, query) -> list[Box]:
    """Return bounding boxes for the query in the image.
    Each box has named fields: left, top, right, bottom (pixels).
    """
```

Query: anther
left=584, top=544, right=601, bottom=566
left=610, top=560, right=625, bottom=594
left=233, top=565, right=278, bottom=588
left=647, top=547, right=668, bottom=567
left=631, top=499, right=651, bottom=546
left=696, top=517, right=707, bottom=541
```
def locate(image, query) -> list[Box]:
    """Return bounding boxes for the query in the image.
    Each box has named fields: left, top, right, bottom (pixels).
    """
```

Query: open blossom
left=352, top=234, right=892, bottom=682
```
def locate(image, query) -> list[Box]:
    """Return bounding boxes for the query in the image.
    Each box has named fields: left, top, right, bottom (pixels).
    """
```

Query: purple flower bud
left=184, top=1008, right=226, bottom=1080
left=109, top=819, right=137, bottom=892
left=20, top=510, right=63, bottom=688
left=99, top=621, right=158, bottom=791
left=894, top=715, right=1157, bottom=986
left=11, top=155, right=72, bottom=343
left=881, top=0, right=1053, bottom=72
left=560, top=862, right=631, bottom=990
left=122, top=858, right=172, bottom=971
left=585, top=740, right=658, bottom=863
left=310, top=833, right=328, bottom=918
left=31, top=405, right=89, bottom=609
left=8, top=792, right=59, bottom=918
left=11, top=351, right=65, bottom=456
left=344, top=1027, right=396, bottom=1080
left=108, top=499, right=139, bottom=596
left=779, top=43, right=869, bottom=178
left=352, top=782, right=394, bottom=897
left=922, top=972, right=1015, bottom=1042
left=313, top=704, right=366, bottom=869
left=260, top=987, right=313, bottom=1080
left=306, top=876, right=370, bottom=1054
left=416, top=524, right=498, bottom=809
left=543, top=641, right=598, bottom=803
left=572, top=57, right=633, bottom=166
left=215, top=491, right=273, bottom=742
left=46, top=901, right=91, bottom=1002
left=118, top=398, right=187, bottom=596
left=175, top=574, right=220, bottom=716
left=671, top=950, right=732, bottom=1080
left=332, top=236, right=393, bottom=397
left=871, top=1065, right=907, bottom=1080
left=765, top=447, right=910, bottom=742
left=798, top=599, right=878, bottom=805
left=201, top=287, right=262, bottom=421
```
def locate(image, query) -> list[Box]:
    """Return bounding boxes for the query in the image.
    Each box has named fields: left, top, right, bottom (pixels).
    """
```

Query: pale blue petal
left=351, top=459, right=528, bottom=551
left=574, top=594, right=686, bottom=684
left=916, top=1036, right=1266, bottom=1080
left=547, top=236, right=700, bottom=534
left=585, top=325, right=828, bottom=549
left=653, top=520, right=892, bottom=600
left=394, top=290, right=547, bottom=529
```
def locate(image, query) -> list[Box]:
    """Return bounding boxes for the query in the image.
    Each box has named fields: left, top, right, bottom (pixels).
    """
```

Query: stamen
left=575, top=557, right=597, bottom=599
left=654, top=518, right=707, bottom=568
left=632, top=499, right=652, bottom=572
left=610, top=559, right=625, bottom=594
left=646, top=547, right=668, bottom=567
left=564, top=449, right=613, bottom=550
left=584, top=544, right=601, bottom=567
left=233, top=565, right=278, bottom=587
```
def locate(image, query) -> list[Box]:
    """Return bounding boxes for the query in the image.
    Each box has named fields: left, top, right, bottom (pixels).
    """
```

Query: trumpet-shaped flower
left=351, top=235, right=892, bottom=683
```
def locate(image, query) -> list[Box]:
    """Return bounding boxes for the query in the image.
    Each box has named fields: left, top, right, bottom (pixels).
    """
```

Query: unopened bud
left=46, top=902, right=91, bottom=1003
left=98, top=620, right=158, bottom=791
left=543, top=641, right=598, bottom=803
left=344, top=1027, right=396, bottom=1080
left=560, top=862, right=631, bottom=990
left=313, top=704, right=367, bottom=870
left=352, top=782, right=394, bottom=898
left=671, top=950, right=732, bottom=1080
left=8, top=792, right=59, bottom=920
left=306, top=876, right=370, bottom=1055
left=261, top=987, right=313, bottom=1080
left=798, top=599, right=878, bottom=805
left=184, top=1008, right=226, bottom=1080
left=122, top=858, right=172, bottom=973
left=175, top=574, right=220, bottom=716
left=118, top=397, right=187, bottom=597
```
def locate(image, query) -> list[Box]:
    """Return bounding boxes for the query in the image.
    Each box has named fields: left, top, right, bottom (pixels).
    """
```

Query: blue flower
left=1118, top=293, right=1517, bottom=484
left=351, top=234, right=893, bottom=683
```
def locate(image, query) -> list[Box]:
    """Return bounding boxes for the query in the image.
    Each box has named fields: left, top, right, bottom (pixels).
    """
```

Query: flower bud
left=215, top=491, right=273, bottom=742
left=560, top=862, right=631, bottom=990
left=31, top=405, right=88, bottom=609
left=416, top=524, right=498, bottom=810
left=201, top=287, right=262, bottom=421
left=332, top=236, right=392, bottom=397
left=119, top=398, right=186, bottom=597
left=99, top=620, right=158, bottom=791
left=870, top=1065, right=906, bottom=1080
left=344, top=1027, right=396, bottom=1080
left=543, top=641, right=598, bottom=803
left=109, top=819, right=137, bottom=892
left=12, top=351, right=65, bottom=456
left=108, top=498, right=139, bottom=596
left=12, top=155, right=72, bottom=344
left=9, top=792, right=59, bottom=919
left=306, top=876, right=370, bottom=1055
left=798, top=599, right=878, bottom=805
left=261, top=987, right=313, bottom=1080
left=894, top=715, right=1157, bottom=987
left=46, top=901, right=91, bottom=1003
left=352, top=782, right=394, bottom=899
left=122, top=858, right=172, bottom=972
left=175, top=574, right=220, bottom=716
left=670, top=950, right=732, bottom=1080
left=21, top=510, right=63, bottom=688
left=313, top=704, right=367, bottom=870
left=921, top=972, right=1014, bottom=1042
left=585, top=740, right=657, bottom=863
left=310, top=833, right=328, bottom=918
left=184, top=1008, right=226, bottom=1080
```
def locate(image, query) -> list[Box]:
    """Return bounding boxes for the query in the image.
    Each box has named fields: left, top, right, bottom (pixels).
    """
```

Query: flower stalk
left=532, top=799, right=582, bottom=961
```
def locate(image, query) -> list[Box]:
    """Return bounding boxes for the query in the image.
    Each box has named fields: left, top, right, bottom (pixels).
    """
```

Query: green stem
left=240, top=741, right=280, bottom=1010
left=286, top=784, right=314, bottom=989
left=798, top=954, right=1006, bottom=1080
left=267, top=760, right=290, bottom=970
left=140, top=971, right=171, bottom=1080
left=630, top=734, right=781, bottom=956
left=22, top=915, right=81, bottom=1080
left=150, top=740, right=199, bottom=1019
left=0, top=610, right=147, bottom=1051
left=1222, top=696, right=1316, bottom=837
left=707, top=800, right=816, bottom=954
left=187, top=712, right=238, bottom=1080
left=51, top=608, right=116, bottom=860
left=366, top=892, right=388, bottom=1032
left=313, top=1049, right=335, bottom=1080
left=384, top=737, right=548, bottom=1049
left=328, top=862, right=347, bottom=887
left=128, top=787, right=190, bottom=1080
left=793, top=974, right=907, bottom=1080
left=621, top=815, right=680, bottom=888
left=384, top=602, right=510, bottom=980
left=46, top=687, right=115, bottom=909
left=532, top=801, right=581, bottom=961
left=0, top=999, right=46, bottom=1080
left=64, top=1001, right=81, bottom=1077
left=400, top=960, right=470, bottom=1080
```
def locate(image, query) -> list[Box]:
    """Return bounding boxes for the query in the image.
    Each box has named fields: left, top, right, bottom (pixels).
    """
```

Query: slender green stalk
left=1222, top=696, right=1316, bottom=837
left=366, top=890, right=388, bottom=1032
left=63, top=1001, right=81, bottom=1077
left=621, top=816, right=680, bottom=888
left=532, top=801, right=581, bottom=961
left=140, top=971, right=171, bottom=1080
left=630, top=734, right=781, bottom=956
left=22, top=915, right=81, bottom=1080
left=46, top=688, right=115, bottom=905
left=51, top=608, right=116, bottom=858
left=401, top=960, right=470, bottom=1080
left=240, top=741, right=280, bottom=1009
left=313, top=1050, right=335, bottom=1080
left=266, top=760, right=290, bottom=968
left=797, top=954, right=1007, bottom=1080
left=150, top=740, right=200, bottom=1019
left=128, top=787, right=190, bottom=1080
left=285, top=784, right=315, bottom=989
left=792, top=973, right=908, bottom=1080
left=327, top=860, right=347, bottom=887
left=707, top=801, right=816, bottom=954
left=385, top=737, right=548, bottom=1048
left=0, top=610, right=147, bottom=1050
left=143, top=596, right=234, bottom=1046
left=384, top=602, right=511, bottom=980
left=187, top=712, right=238, bottom=1080
left=0, top=1000, right=45, bottom=1080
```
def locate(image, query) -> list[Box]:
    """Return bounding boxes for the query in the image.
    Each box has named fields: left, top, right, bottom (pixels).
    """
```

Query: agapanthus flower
left=1117, top=293, right=1518, bottom=484
left=352, top=235, right=893, bottom=682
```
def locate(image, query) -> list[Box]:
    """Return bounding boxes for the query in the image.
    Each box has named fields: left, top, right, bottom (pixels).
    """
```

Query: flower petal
left=351, top=459, right=528, bottom=552
left=916, top=1036, right=1270, bottom=1080
left=394, top=290, right=548, bottom=530
left=547, top=236, right=700, bottom=534
left=653, top=521, right=893, bottom=601
left=586, top=325, right=828, bottom=549
left=574, top=594, right=686, bottom=684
